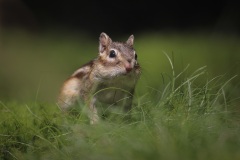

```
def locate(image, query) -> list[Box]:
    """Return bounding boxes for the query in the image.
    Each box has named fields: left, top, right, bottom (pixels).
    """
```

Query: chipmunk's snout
left=125, top=61, right=133, bottom=73
left=126, top=66, right=132, bottom=73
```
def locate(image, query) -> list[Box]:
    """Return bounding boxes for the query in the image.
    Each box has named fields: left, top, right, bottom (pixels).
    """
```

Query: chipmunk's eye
left=135, top=53, right=138, bottom=60
left=109, top=50, right=116, bottom=58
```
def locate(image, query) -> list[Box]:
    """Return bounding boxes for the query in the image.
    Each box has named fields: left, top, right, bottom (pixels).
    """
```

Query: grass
left=1, top=29, right=240, bottom=159
left=1, top=52, right=240, bottom=160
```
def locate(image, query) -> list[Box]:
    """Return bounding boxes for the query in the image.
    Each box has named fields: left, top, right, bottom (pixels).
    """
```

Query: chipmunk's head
left=97, top=32, right=140, bottom=78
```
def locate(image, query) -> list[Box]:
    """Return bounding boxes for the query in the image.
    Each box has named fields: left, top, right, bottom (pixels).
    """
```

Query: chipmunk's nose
left=126, top=66, right=132, bottom=72
left=125, top=62, right=132, bottom=73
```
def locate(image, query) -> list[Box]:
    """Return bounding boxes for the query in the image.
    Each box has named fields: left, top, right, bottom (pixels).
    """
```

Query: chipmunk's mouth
left=125, top=66, right=133, bottom=73
left=124, top=62, right=133, bottom=73
left=122, top=69, right=134, bottom=76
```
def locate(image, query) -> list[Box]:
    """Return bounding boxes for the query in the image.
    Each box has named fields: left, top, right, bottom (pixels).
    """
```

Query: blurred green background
left=1, top=29, right=240, bottom=102
left=0, top=0, right=240, bottom=103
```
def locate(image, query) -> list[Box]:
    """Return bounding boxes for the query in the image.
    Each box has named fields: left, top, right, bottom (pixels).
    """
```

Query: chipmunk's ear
left=99, top=32, right=112, bottom=53
left=126, top=35, right=134, bottom=47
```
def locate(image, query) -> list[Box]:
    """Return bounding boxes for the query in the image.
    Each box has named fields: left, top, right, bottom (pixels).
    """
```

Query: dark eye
left=135, top=53, right=138, bottom=60
left=109, top=50, right=116, bottom=58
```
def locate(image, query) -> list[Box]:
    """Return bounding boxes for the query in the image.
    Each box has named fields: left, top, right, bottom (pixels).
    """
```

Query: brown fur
left=57, top=32, right=141, bottom=124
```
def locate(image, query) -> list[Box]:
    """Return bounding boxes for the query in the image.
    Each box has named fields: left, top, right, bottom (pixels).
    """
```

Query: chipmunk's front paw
left=90, top=114, right=100, bottom=125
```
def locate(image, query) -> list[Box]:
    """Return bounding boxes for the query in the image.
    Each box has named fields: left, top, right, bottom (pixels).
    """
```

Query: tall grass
left=1, top=53, right=240, bottom=160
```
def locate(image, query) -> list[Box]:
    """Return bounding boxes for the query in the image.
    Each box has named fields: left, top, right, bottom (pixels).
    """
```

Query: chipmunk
left=57, top=32, right=141, bottom=124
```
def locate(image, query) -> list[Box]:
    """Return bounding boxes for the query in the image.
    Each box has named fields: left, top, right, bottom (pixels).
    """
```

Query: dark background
left=1, top=0, right=240, bottom=36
